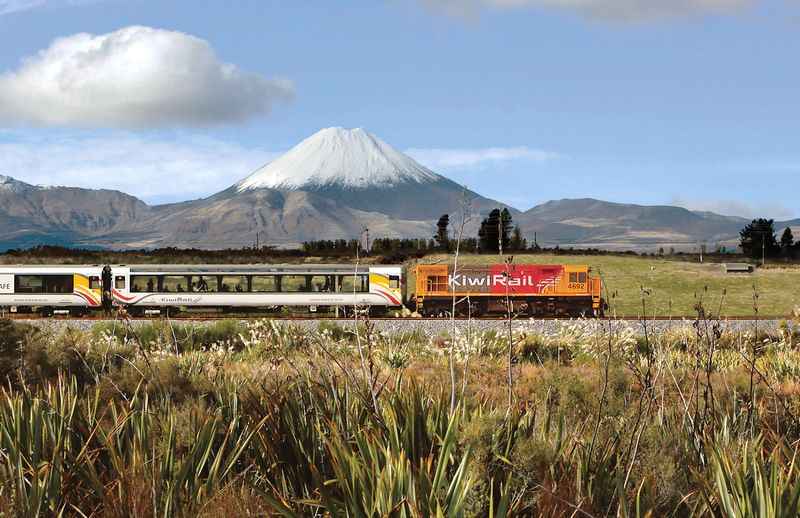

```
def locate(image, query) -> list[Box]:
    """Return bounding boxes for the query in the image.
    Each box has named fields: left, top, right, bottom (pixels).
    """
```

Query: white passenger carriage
left=0, top=265, right=104, bottom=315
left=111, top=264, right=403, bottom=315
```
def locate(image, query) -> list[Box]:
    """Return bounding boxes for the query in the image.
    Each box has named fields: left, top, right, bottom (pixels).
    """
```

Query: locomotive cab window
left=578, top=272, right=587, bottom=283
left=89, top=276, right=101, bottom=290
left=389, top=275, right=400, bottom=289
left=426, top=276, right=449, bottom=292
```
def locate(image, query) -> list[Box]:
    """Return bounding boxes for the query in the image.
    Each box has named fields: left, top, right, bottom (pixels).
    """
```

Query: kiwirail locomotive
left=0, top=262, right=604, bottom=317
left=414, top=263, right=604, bottom=317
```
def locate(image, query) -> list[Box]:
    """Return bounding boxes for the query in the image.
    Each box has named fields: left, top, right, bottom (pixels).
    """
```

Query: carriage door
left=101, top=265, right=113, bottom=311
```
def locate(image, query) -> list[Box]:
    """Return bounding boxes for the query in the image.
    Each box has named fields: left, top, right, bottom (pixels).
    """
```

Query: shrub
left=0, top=319, right=34, bottom=381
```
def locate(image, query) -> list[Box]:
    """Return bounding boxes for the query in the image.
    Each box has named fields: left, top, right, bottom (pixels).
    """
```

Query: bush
left=0, top=319, right=35, bottom=381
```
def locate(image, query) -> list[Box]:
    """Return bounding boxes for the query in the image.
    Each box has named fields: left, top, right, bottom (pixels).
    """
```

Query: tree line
left=739, top=218, right=798, bottom=261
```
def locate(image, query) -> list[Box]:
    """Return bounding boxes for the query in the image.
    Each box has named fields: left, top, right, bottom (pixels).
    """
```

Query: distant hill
left=0, top=129, right=794, bottom=251
left=516, top=198, right=751, bottom=249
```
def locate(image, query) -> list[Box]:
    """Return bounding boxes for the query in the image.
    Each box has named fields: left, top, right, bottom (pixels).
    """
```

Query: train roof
left=127, top=264, right=381, bottom=274
left=0, top=264, right=402, bottom=274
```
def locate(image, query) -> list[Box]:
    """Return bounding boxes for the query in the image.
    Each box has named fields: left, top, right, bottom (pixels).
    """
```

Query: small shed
left=723, top=263, right=754, bottom=274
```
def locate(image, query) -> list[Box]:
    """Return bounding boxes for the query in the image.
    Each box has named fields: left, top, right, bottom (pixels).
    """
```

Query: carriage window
left=389, top=275, right=401, bottom=289
left=340, top=274, right=368, bottom=293
left=44, top=275, right=74, bottom=294
left=281, top=275, right=309, bottom=292
left=426, top=276, right=448, bottom=292
left=115, top=276, right=126, bottom=290
left=192, top=276, right=218, bottom=292
left=251, top=275, right=276, bottom=292
left=161, top=276, right=188, bottom=293
left=131, top=275, right=158, bottom=293
left=221, top=276, right=247, bottom=293
left=15, top=275, right=43, bottom=293
left=310, top=275, right=333, bottom=292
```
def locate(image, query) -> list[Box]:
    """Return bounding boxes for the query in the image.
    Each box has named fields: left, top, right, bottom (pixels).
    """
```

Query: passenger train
left=0, top=262, right=605, bottom=317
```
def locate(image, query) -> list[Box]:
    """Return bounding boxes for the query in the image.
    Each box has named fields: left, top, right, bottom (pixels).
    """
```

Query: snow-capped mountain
left=12, top=127, right=774, bottom=251
left=227, top=127, right=505, bottom=223
left=236, top=127, right=440, bottom=191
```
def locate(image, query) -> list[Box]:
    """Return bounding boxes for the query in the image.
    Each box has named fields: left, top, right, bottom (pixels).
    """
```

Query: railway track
left=2, top=314, right=790, bottom=322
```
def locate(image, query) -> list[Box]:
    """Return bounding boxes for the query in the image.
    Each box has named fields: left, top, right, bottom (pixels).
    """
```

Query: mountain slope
left=0, top=175, right=153, bottom=250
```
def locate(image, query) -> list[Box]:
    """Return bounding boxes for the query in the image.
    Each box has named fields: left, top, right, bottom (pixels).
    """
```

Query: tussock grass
left=0, top=316, right=799, bottom=515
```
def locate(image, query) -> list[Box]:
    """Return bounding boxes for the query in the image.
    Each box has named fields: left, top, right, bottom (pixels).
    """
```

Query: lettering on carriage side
left=0, top=275, right=13, bottom=294
left=160, top=296, right=203, bottom=304
left=448, top=274, right=539, bottom=288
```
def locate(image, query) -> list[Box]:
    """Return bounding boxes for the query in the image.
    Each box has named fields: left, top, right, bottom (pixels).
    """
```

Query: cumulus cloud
left=421, top=0, right=755, bottom=21
left=0, top=26, right=294, bottom=128
left=0, top=133, right=279, bottom=203
left=405, top=146, right=559, bottom=170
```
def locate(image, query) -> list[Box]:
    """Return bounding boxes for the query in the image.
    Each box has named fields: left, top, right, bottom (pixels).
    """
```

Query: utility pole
left=498, top=216, right=503, bottom=257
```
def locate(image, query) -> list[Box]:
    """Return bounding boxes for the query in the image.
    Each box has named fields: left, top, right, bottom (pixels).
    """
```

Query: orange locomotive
left=414, top=263, right=605, bottom=317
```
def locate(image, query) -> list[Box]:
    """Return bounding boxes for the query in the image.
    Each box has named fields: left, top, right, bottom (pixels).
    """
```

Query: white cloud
left=0, top=26, right=294, bottom=128
left=0, top=133, right=279, bottom=203
left=421, top=0, right=754, bottom=21
left=405, top=146, right=559, bottom=170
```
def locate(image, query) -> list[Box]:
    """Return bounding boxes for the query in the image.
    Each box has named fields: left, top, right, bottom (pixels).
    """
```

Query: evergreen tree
left=478, top=209, right=501, bottom=252
left=500, top=208, right=513, bottom=251
left=780, top=227, right=794, bottom=249
left=434, top=214, right=450, bottom=251
left=739, top=219, right=780, bottom=260
left=510, top=225, right=524, bottom=251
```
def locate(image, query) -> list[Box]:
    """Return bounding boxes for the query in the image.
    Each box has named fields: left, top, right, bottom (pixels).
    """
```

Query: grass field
left=416, top=253, right=800, bottom=317
left=3, top=317, right=800, bottom=515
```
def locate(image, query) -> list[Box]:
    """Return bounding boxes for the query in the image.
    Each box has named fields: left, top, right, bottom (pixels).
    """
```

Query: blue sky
left=0, top=0, right=798, bottom=217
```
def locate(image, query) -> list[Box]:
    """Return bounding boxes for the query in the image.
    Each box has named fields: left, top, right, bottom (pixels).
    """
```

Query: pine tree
left=780, top=227, right=794, bottom=249
left=478, top=209, right=501, bottom=252
left=510, top=225, right=523, bottom=251
left=739, top=219, right=780, bottom=260
left=434, top=214, right=450, bottom=251
left=500, top=208, right=513, bottom=252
